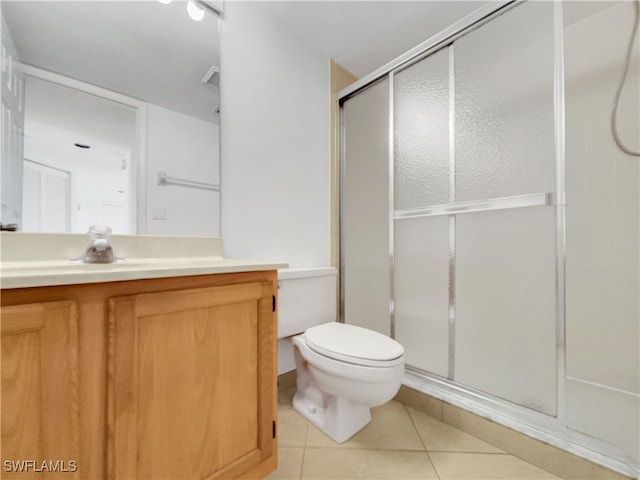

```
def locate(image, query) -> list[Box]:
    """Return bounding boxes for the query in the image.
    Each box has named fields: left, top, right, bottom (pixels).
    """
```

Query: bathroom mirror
left=0, top=1, right=221, bottom=236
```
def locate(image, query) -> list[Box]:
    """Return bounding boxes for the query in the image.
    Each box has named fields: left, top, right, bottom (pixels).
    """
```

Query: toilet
left=278, top=267, right=405, bottom=443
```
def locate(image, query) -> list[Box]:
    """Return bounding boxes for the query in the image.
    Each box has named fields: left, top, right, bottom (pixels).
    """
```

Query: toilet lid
left=305, top=322, right=405, bottom=367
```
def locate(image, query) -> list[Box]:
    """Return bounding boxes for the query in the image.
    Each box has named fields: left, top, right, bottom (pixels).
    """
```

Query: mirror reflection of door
left=22, top=77, right=136, bottom=234
left=1, top=14, right=25, bottom=229
left=22, top=160, right=70, bottom=232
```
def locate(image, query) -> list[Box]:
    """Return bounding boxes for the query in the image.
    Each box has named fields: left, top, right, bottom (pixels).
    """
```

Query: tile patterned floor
left=267, top=389, right=561, bottom=480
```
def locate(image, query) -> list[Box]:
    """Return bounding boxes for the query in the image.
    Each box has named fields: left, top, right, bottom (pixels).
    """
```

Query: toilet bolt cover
left=304, top=322, right=405, bottom=364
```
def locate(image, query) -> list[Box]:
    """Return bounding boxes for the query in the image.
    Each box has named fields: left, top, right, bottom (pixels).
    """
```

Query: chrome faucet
left=77, top=225, right=119, bottom=264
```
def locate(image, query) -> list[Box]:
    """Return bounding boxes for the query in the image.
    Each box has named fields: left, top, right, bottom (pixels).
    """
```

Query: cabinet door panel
left=109, top=282, right=274, bottom=480
left=1, top=301, right=80, bottom=479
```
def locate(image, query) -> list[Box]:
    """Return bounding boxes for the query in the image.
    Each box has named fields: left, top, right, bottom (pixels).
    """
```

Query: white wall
left=145, top=104, right=220, bottom=236
left=565, top=2, right=639, bottom=466
left=219, top=1, right=330, bottom=267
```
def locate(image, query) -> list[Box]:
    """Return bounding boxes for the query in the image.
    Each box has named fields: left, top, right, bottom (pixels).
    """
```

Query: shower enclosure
left=339, top=1, right=639, bottom=476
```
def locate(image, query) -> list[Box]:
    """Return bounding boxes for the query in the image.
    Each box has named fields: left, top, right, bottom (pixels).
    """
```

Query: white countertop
left=0, top=257, right=287, bottom=289
left=0, top=232, right=287, bottom=289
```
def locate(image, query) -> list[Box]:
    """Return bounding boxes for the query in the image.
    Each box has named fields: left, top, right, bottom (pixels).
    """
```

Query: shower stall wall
left=340, top=1, right=639, bottom=476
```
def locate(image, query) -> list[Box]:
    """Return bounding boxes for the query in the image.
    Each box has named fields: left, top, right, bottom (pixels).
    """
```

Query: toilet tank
left=277, top=267, right=337, bottom=338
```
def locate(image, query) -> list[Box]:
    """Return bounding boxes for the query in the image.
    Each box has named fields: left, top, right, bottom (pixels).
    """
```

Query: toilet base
left=293, top=390, right=372, bottom=443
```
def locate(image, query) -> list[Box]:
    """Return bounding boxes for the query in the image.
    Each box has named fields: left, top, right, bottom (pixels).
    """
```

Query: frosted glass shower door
left=456, top=208, right=557, bottom=415
left=395, top=48, right=450, bottom=210
left=394, top=48, right=451, bottom=376
left=342, top=79, right=390, bottom=335
left=455, top=1, right=556, bottom=202
left=395, top=216, right=450, bottom=376
left=342, top=0, right=559, bottom=417
left=453, top=1, right=557, bottom=415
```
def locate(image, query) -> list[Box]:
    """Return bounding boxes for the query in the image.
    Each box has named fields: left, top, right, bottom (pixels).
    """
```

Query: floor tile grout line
left=280, top=402, right=556, bottom=480
left=298, top=445, right=306, bottom=480
left=427, top=451, right=566, bottom=480
left=405, top=403, right=518, bottom=456
left=428, top=451, right=511, bottom=456
left=279, top=403, right=562, bottom=480
left=406, top=408, right=555, bottom=478
left=300, top=420, right=310, bottom=479
left=492, top=450, right=565, bottom=480
left=404, top=403, right=442, bottom=480
left=299, top=444, right=518, bottom=456
left=406, top=403, right=562, bottom=478
left=301, top=444, right=429, bottom=452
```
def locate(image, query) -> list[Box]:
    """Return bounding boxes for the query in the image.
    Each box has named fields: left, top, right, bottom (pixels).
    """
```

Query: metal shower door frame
left=337, top=0, right=570, bottom=446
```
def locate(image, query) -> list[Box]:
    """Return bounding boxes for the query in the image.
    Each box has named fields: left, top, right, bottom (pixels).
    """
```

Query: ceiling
left=257, top=1, right=493, bottom=78
left=246, top=0, right=622, bottom=80
left=261, top=1, right=619, bottom=80
left=25, top=77, right=137, bottom=171
left=3, top=0, right=617, bottom=128
left=3, top=0, right=619, bottom=127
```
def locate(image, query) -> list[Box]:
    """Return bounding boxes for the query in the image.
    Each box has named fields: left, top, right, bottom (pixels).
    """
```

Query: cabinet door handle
left=272, top=295, right=276, bottom=312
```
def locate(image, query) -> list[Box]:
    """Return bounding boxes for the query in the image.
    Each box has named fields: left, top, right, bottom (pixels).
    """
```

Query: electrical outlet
left=152, top=207, right=167, bottom=221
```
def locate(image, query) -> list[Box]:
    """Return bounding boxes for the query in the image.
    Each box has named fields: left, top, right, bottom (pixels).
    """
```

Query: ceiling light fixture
left=187, top=1, right=205, bottom=21
left=158, top=0, right=222, bottom=22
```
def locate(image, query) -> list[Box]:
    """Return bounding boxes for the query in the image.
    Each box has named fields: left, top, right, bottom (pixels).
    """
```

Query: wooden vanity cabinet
left=1, top=271, right=278, bottom=480
left=1, top=301, right=82, bottom=478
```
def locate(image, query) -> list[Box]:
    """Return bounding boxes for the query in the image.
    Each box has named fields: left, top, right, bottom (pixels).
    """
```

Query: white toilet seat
left=304, top=322, right=405, bottom=368
left=294, top=333, right=404, bottom=383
